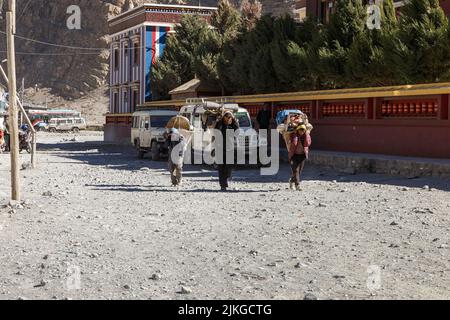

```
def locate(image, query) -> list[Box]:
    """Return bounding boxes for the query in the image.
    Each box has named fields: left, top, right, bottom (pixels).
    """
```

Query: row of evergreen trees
left=151, top=0, right=450, bottom=100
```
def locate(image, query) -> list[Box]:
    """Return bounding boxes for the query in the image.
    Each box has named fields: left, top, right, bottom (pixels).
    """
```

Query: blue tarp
left=275, top=109, right=304, bottom=125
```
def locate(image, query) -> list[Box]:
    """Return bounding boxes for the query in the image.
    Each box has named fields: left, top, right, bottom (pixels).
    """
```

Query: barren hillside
left=0, top=0, right=294, bottom=125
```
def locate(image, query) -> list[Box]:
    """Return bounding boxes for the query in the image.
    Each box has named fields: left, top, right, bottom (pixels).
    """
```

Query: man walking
left=288, top=124, right=311, bottom=191
left=166, top=128, right=187, bottom=186
left=215, top=111, right=239, bottom=191
left=256, top=103, right=272, bottom=131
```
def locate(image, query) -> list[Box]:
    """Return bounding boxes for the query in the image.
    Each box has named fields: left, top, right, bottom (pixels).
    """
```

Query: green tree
left=270, top=15, right=311, bottom=91
left=152, top=0, right=243, bottom=99
left=225, top=15, right=277, bottom=94
left=394, top=0, right=450, bottom=83
left=202, top=0, right=242, bottom=95
left=218, top=0, right=264, bottom=94
left=151, top=15, right=212, bottom=100
left=346, top=0, right=401, bottom=86
left=245, top=15, right=281, bottom=93
left=310, top=0, right=367, bottom=88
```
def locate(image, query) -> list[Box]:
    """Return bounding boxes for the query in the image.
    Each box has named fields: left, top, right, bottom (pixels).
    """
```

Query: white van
left=131, top=109, right=179, bottom=160
left=48, top=117, right=86, bottom=133
left=179, top=101, right=262, bottom=163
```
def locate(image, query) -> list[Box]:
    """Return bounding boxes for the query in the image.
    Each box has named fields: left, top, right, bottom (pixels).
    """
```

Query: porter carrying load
left=276, top=109, right=312, bottom=191
left=165, top=115, right=193, bottom=145
left=276, top=109, right=313, bottom=148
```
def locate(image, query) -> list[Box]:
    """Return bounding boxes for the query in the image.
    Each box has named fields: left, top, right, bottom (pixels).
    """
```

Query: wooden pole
left=0, top=65, right=37, bottom=168
left=6, top=1, right=20, bottom=201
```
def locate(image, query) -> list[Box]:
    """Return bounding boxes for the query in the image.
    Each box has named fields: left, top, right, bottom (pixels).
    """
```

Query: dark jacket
left=215, top=117, right=239, bottom=156
left=256, top=109, right=271, bottom=129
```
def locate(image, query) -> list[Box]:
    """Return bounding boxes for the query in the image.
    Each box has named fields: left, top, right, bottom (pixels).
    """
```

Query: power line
left=0, top=30, right=107, bottom=50
left=0, top=30, right=167, bottom=52
left=0, top=50, right=103, bottom=56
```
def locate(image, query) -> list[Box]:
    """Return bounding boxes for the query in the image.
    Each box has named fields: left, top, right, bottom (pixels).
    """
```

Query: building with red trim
left=106, top=3, right=216, bottom=142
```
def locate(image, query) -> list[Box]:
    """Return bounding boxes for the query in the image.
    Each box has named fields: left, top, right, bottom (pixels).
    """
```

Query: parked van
left=131, top=109, right=179, bottom=160
left=48, top=117, right=86, bottom=133
left=179, top=100, right=263, bottom=163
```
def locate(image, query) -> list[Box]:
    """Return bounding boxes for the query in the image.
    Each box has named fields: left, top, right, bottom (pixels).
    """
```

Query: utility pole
left=6, top=0, right=20, bottom=201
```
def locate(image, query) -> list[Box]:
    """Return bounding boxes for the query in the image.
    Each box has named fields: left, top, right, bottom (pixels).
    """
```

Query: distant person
left=256, top=104, right=272, bottom=131
left=166, top=128, right=187, bottom=186
left=3, top=116, right=10, bottom=152
left=215, top=111, right=239, bottom=192
left=288, top=124, right=311, bottom=191
left=0, top=123, right=5, bottom=152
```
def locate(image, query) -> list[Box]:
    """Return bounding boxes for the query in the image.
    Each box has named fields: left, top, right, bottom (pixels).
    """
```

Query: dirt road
left=0, top=132, right=449, bottom=300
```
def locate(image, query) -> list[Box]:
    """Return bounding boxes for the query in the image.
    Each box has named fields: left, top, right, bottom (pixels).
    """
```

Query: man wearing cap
left=166, top=128, right=187, bottom=186
left=215, top=110, right=239, bottom=191
left=288, top=124, right=311, bottom=191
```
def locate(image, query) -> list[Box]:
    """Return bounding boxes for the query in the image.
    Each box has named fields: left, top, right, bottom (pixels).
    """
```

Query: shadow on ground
left=37, top=140, right=450, bottom=192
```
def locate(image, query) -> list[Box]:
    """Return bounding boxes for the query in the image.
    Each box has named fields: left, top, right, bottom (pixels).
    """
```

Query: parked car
left=179, top=100, right=265, bottom=164
left=33, top=120, right=48, bottom=132
left=131, top=109, right=179, bottom=160
left=47, top=117, right=86, bottom=133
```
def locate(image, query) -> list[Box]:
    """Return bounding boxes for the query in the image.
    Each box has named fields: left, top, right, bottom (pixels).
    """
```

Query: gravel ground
left=0, top=132, right=449, bottom=300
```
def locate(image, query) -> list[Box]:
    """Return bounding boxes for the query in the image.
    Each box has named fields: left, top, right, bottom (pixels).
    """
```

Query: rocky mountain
left=0, top=0, right=293, bottom=100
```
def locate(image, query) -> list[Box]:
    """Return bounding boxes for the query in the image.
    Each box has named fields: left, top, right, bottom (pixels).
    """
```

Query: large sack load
left=166, top=115, right=193, bottom=144
left=276, top=109, right=313, bottom=148
left=166, top=115, right=191, bottom=131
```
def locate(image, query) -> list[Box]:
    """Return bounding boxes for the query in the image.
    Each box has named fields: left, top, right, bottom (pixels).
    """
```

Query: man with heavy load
left=0, top=116, right=10, bottom=153
left=215, top=110, right=239, bottom=192
left=165, top=115, right=192, bottom=187
left=276, top=110, right=313, bottom=191
left=166, top=128, right=187, bottom=186
left=287, top=123, right=311, bottom=190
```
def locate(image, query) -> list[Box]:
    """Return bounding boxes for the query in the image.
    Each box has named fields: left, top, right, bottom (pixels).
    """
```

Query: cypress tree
left=270, top=15, right=311, bottom=91
left=151, top=15, right=212, bottom=100
left=394, top=0, right=450, bottom=83
left=346, top=0, right=401, bottom=86
left=205, top=0, right=243, bottom=95
left=311, top=0, right=367, bottom=88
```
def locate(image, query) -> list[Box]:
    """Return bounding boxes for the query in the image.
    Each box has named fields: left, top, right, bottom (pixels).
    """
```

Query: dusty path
left=0, top=132, right=449, bottom=300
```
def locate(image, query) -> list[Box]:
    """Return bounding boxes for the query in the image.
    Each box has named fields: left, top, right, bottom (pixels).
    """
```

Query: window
left=132, top=116, right=139, bottom=128
left=235, top=112, right=251, bottom=127
left=134, top=42, right=140, bottom=65
left=114, top=48, right=119, bottom=69
left=113, top=92, right=118, bottom=113
left=133, top=90, right=139, bottom=112
left=140, top=117, right=145, bottom=129
left=150, top=115, right=174, bottom=128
